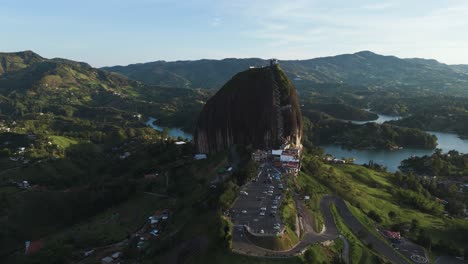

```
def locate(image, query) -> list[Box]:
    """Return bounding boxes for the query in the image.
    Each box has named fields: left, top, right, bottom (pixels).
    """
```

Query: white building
left=194, top=154, right=207, bottom=160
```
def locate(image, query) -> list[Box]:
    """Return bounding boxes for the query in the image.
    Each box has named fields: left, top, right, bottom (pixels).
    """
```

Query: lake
left=346, top=113, right=401, bottom=125
left=146, top=115, right=468, bottom=172
left=322, top=121, right=468, bottom=172
left=146, top=117, right=193, bottom=141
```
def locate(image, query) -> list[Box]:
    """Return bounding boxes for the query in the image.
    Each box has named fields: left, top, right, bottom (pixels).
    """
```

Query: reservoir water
left=345, top=113, right=401, bottom=124
left=146, top=115, right=468, bottom=172
left=146, top=117, right=193, bottom=141
left=322, top=115, right=468, bottom=172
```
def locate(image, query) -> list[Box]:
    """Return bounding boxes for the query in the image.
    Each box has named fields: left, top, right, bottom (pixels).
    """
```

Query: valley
left=0, top=51, right=467, bottom=264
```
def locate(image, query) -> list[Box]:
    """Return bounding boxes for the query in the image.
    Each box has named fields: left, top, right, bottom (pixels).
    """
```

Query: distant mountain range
left=102, top=51, right=468, bottom=94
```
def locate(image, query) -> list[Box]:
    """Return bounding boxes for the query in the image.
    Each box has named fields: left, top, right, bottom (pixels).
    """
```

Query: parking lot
left=230, top=162, right=286, bottom=234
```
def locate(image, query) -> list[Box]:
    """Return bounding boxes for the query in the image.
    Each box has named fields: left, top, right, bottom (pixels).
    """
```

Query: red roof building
left=25, top=240, right=43, bottom=255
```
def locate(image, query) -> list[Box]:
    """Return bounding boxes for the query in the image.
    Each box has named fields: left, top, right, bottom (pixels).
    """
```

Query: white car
left=240, top=191, right=248, bottom=196
left=150, top=229, right=159, bottom=236
left=271, top=205, right=278, bottom=209
left=241, top=210, right=247, bottom=214
left=259, top=211, right=266, bottom=216
left=260, top=229, right=265, bottom=234
left=260, top=207, right=267, bottom=211
left=273, top=225, right=280, bottom=230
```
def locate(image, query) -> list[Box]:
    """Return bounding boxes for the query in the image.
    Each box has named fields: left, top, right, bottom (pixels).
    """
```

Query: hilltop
left=195, top=63, right=302, bottom=153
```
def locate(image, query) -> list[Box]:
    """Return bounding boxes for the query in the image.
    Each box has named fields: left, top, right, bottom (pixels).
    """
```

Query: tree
left=367, top=210, right=382, bottom=223
left=388, top=211, right=397, bottom=219
left=304, top=248, right=316, bottom=263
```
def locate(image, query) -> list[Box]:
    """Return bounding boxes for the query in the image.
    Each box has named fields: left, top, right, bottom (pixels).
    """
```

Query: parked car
left=150, top=229, right=159, bottom=237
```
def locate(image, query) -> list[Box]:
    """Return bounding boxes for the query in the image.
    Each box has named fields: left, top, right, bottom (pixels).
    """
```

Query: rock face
left=195, top=64, right=302, bottom=154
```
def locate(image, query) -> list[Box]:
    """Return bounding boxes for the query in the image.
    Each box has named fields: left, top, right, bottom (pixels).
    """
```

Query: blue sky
left=2, top=0, right=468, bottom=67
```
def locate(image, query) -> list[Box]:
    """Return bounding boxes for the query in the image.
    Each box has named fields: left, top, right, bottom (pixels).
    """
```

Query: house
left=283, top=161, right=300, bottom=175
left=332, top=158, right=346, bottom=164
left=83, top=249, right=95, bottom=257
left=25, top=240, right=43, bottom=255
left=252, top=150, right=267, bottom=162
left=194, top=154, right=207, bottom=160
left=101, top=256, right=114, bottom=264
left=119, top=152, right=131, bottom=160
left=271, top=149, right=283, bottom=156
left=18, top=180, right=30, bottom=189
left=280, top=153, right=299, bottom=162
left=384, top=231, right=401, bottom=240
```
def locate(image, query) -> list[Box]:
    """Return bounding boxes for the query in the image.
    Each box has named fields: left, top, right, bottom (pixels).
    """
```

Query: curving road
left=232, top=195, right=411, bottom=263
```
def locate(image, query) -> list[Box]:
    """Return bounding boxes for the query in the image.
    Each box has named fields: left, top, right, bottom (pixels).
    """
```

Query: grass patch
left=281, top=193, right=297, bottom=232
left=49, top=193, right=166, bottom=248
left=0, top=186, right=21, bottom=195
left=297, top=172, right=329, bottom=232
left=49, top=135, right=79, bottom=149
left=245, top=227, right=299, bottom=251
left=330, top=204, right=382, bottom=264
left=198, top=250, right=303, bottom=264
left=311, top=164, right=452, bottom=239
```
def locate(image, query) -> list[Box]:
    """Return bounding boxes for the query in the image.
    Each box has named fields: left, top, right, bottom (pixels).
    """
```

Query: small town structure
left=252, top=149, right=268, bottom=162
left=194, top=154, right=207, bottom=160
left=101, top=256, right=114, bottom=264
left=25, top=240, right=43, bottom=255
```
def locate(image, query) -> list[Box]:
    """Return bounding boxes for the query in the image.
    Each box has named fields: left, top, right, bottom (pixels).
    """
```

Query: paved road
left=339, top=235, right=350, bottom=264
left=435, top=256, right=466, bottom=264
left=233, top=195, right=411, bottom=263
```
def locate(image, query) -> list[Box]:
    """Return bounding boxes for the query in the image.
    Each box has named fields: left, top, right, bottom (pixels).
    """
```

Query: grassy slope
left=307, top=162, right=468, bottom=252
left=297, top=171, right=328, bottom=232
left=245, top=227, right=299, bottom=251
left=49, top=135, right=79, bottom=149
left=42, top=193, right=164, bottom=248
left=331, top=205, right=382, bottom=264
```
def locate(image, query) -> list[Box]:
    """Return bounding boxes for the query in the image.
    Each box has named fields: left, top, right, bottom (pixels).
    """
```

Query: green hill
left=0, top=51, right=209, bottom=131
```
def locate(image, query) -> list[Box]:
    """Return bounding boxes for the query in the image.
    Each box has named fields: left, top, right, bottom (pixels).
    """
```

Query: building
left=283, top=161, right=300, bottom=175
left=384, top=231, right=401, bottom=240
left=194, top=154, right=207, bottom=160
left=252, top=150, right=268, bottom=162
left=271, top=149, right=282, bottom=155
left=25, top=240, right=43, bottom=255
left=270, top=58, right=279, bottom=66
left=101, top=256, right=114, bottom=264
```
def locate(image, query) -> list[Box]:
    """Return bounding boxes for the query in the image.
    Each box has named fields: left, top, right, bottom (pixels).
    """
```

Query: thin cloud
left=362, top=2, right=396, bottom=10
left=211, top=17, right=221, bottom=27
